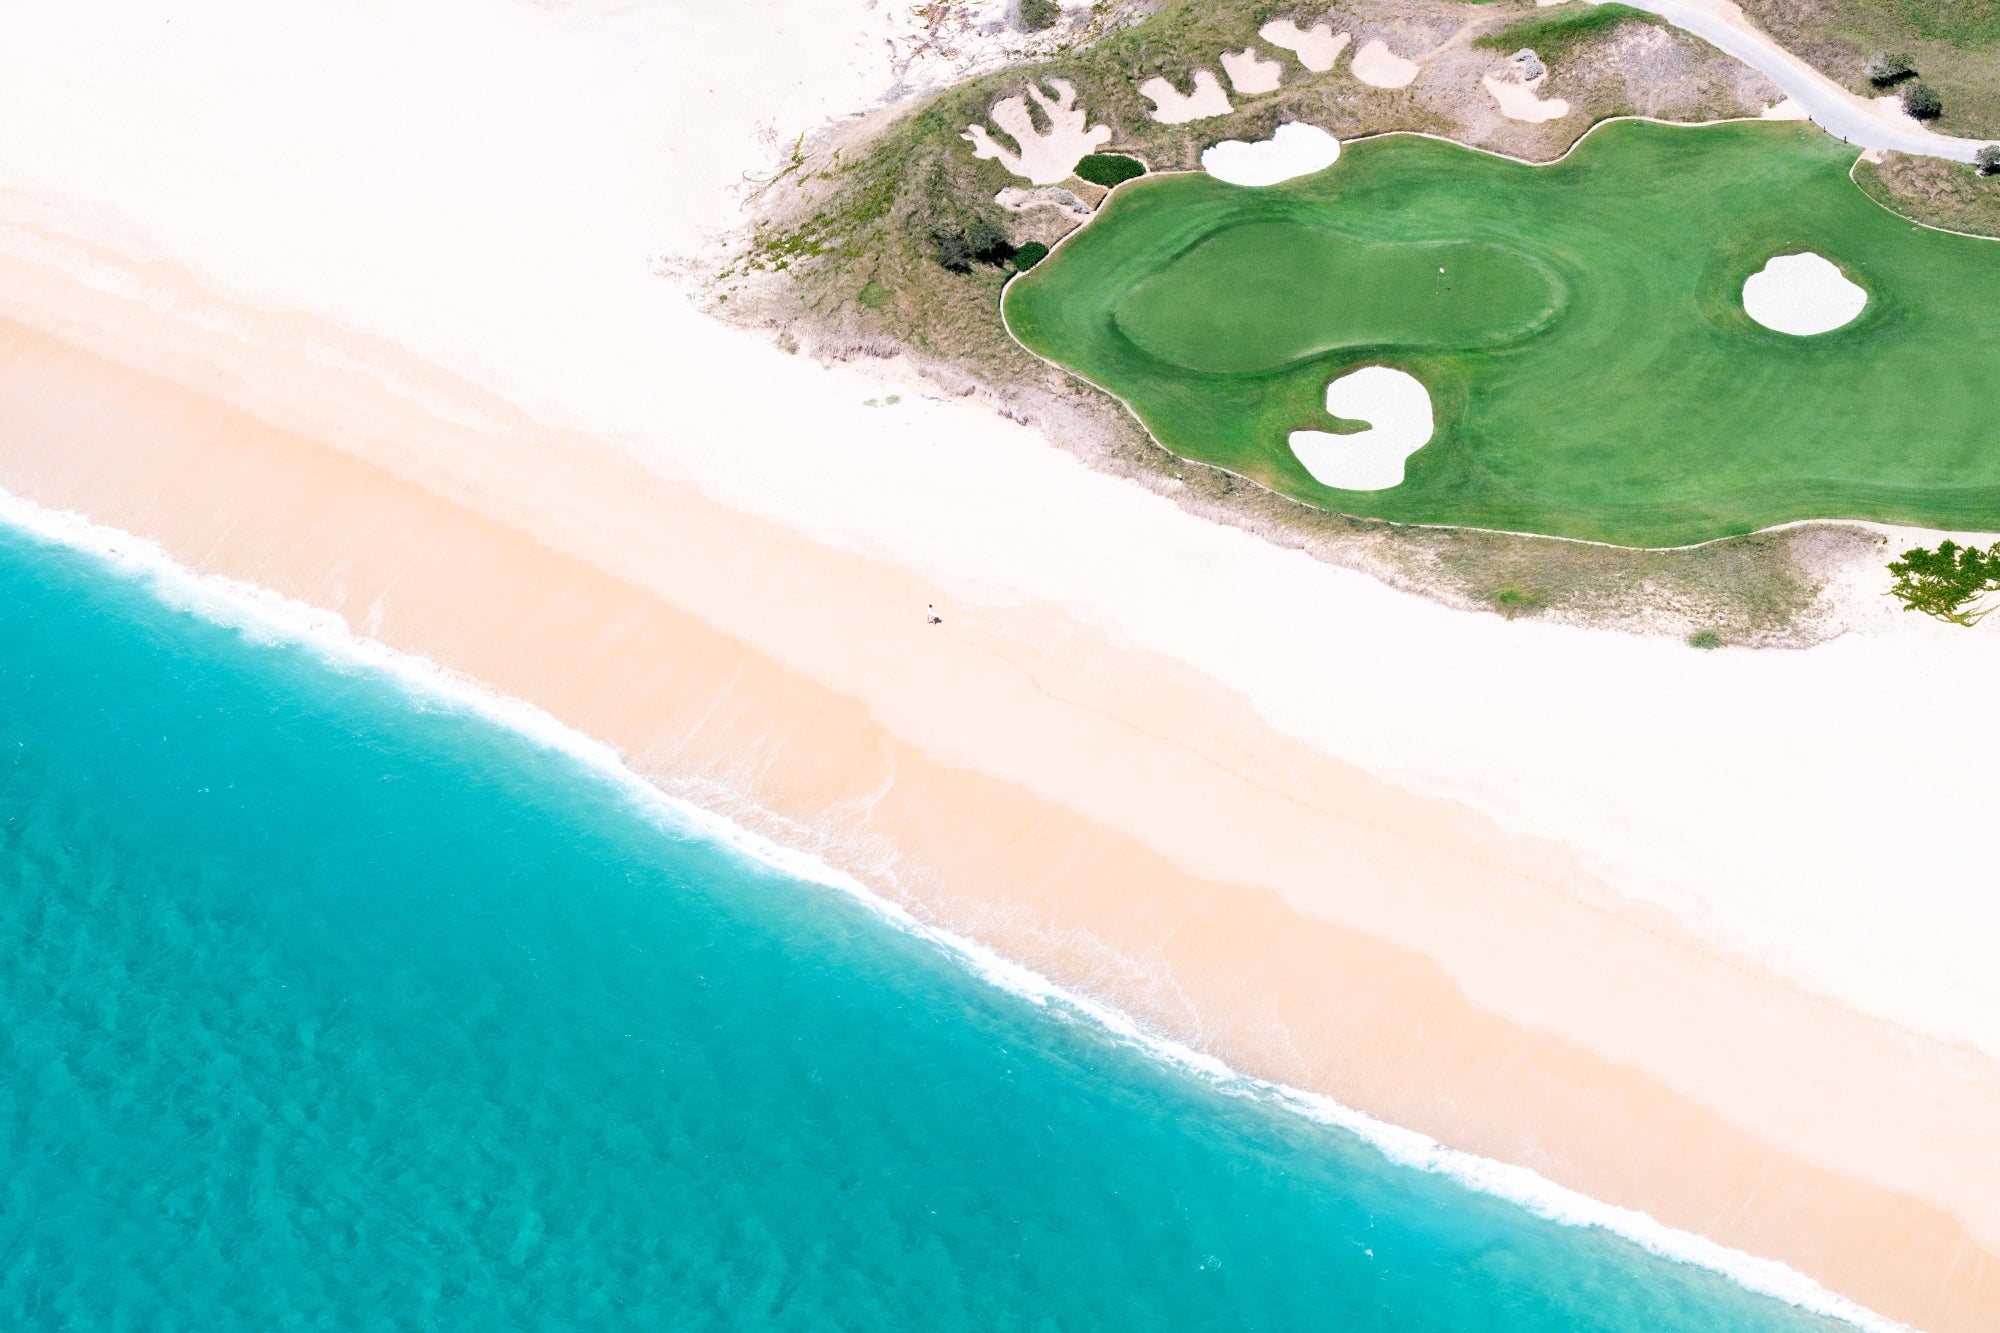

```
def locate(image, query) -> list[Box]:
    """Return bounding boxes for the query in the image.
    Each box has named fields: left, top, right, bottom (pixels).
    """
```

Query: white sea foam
left=0, top=486, right=1912, bottom=1333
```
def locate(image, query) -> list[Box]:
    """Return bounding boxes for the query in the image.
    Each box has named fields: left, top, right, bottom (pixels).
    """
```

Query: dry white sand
left=1760, top=96, right=1809, bottom=120
left=1742, top=253, right=1867, bottom=335
left=1138, top=69, right=1233, bottom=123
left=1288, top=366, right=1435, bottom=490
left=1257, top=19, right=1350, bottom=73
left=1482, top=72, right=1571, bottom=122
left=1201, top=122, right=1341, bottom=186
left=1351, top=39, right=1421, bottom=89
left=1220, top=46, right=1284, bottom=95
left=964, top=79, right=1110, bottom=184
left=2, top=3, right=1999, bottom=1326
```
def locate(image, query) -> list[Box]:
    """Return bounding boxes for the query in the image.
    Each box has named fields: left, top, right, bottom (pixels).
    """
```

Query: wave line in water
left=0, top=485, right=1911, bottom=1333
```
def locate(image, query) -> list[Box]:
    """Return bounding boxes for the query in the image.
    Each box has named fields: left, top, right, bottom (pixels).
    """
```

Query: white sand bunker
left=964, top=79, right=1110, bottom=185
left=1482, top=72, right=1569, bottom=122
left=1202, top=123, right=1340, bottom=186
left=1220, top=47, right=1284, bottom=94
left=1742, top=252, right=1867, bottom=335
left=1289, top=366, right=1435, bottom=491
left=1351, top=40, right=1420, bottom=89
left=1257, top=20, right=1350, bottom=73
left=1139, top=70, right=1233, bottom=124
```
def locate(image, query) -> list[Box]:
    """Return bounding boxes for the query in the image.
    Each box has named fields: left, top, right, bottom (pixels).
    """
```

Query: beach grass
left=1004, top=119, right=2000, bottom=547
left=1472, top=4, right=1664, bottom=62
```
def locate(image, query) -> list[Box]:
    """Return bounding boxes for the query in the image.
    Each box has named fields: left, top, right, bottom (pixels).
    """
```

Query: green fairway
left=1003, top=120, right=2000, bottom=546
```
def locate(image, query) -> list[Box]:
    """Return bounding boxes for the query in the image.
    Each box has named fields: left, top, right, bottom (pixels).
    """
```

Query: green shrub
left=1075, top=153, right=1146, bottom=187
left=1865, top=50, right=1916, bottom=86
left=1019, top=0, right=1060, bottom=32
left=1012, top=241, right=1051, bottom=270
left=1901, top=81, right=1943, bottom=120
left=858, top=279, right=890, bottom=308
left=1686, top=628, right=1721, bottom=650
left=1976, top=144, right=2000, bottom=176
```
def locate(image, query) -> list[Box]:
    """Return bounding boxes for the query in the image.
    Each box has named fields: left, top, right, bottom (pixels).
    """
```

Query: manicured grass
left=1115, top=224, right=1561, bottom=372
left=1004, top=120, right=2000, bottom=546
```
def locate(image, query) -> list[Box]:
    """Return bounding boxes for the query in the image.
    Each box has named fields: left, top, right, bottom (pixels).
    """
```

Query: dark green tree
left=931, top=228, right=972, bottom=273
left=1886, top=539, right=2000, bottom=625
left=1901, top=81, right=1943, bottom=120
left=966, top=218, right=1017, bottom=266
left=1977, top=144, right=2000, bottom=177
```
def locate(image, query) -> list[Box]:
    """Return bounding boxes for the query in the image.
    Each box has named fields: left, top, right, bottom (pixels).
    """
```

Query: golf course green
left=1003, top=120, right=2000, bottom=546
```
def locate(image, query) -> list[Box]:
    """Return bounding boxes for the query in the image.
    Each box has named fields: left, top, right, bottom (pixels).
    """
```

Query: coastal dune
left=2, top=2, right=1998, bottom=1329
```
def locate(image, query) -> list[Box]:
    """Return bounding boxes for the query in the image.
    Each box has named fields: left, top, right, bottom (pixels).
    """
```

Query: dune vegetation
left=1005, top=119, right=2000, bottom=546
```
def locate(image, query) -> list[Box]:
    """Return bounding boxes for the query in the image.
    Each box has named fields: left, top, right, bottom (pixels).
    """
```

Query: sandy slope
left=1, top=1, right=1997, bottom=1327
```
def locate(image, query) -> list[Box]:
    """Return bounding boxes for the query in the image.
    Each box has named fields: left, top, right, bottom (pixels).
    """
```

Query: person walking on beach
left=926, top=604, right=943, bottom=625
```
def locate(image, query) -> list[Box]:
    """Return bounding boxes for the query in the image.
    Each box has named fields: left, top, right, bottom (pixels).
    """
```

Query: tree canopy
left=1887, top=539, right=2000, bottom=625
left=1901, top=81, right=1943, bottom=120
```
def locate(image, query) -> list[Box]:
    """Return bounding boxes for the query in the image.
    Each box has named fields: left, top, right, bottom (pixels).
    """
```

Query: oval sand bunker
left=1289, top=366, right=1434, bottom=490
left=1202, top=123, right=1340, bottom=186
left=1742, top=252, right=1867, bottom=335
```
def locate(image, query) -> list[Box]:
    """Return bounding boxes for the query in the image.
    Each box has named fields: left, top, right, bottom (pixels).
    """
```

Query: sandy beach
left=2, top=2, right=1998, bottom=1328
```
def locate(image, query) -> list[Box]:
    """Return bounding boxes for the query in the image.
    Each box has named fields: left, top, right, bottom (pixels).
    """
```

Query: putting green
left=1003, top=120, right=2000, bottom=546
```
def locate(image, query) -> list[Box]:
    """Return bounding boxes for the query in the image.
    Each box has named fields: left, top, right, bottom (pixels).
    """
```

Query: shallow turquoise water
left=0, top=522, right=1855, bottom=1332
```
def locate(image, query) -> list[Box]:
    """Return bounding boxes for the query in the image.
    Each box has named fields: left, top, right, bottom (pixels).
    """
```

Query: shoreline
left=0, top=486, right=1919, bottom=1333
left=0, top=263, right=1994, bottom=1328
left=2, top=1, right=1996, bottom=1325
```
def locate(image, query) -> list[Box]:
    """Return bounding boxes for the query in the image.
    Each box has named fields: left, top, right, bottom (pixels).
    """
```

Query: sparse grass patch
left=858, top=279, right=890, bottom=308
left=1687, top=627, right=1722, bottom=649
left=1854, top=151, right=2000, bottom=238
left=1489, top=584, right=1547, bottom=618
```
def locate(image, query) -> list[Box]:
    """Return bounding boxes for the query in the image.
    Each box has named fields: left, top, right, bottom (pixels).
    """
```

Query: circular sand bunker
left=1742, top=252, right=1866, bottom=335
left=1288, top=366, right=1434, bottom=491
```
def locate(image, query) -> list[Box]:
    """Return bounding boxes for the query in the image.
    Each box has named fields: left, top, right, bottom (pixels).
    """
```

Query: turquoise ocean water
left=0, top=515, right=1869, bottom=1332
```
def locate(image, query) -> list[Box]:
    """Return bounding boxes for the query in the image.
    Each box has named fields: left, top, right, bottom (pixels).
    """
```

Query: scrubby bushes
left=1901, top=81, right=1943, bottom=120
left=931, top=218, right=1017, bottom=273
left=1865, top=50, right=1916, bottom=86
left=1977, top=144, right=2000, bottom=176
left=1075, top=153, right=1146, bottom=187
left=1887, top=539, right=2000, bottom=625
left=1019, top=0, right=1060, bottom=32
